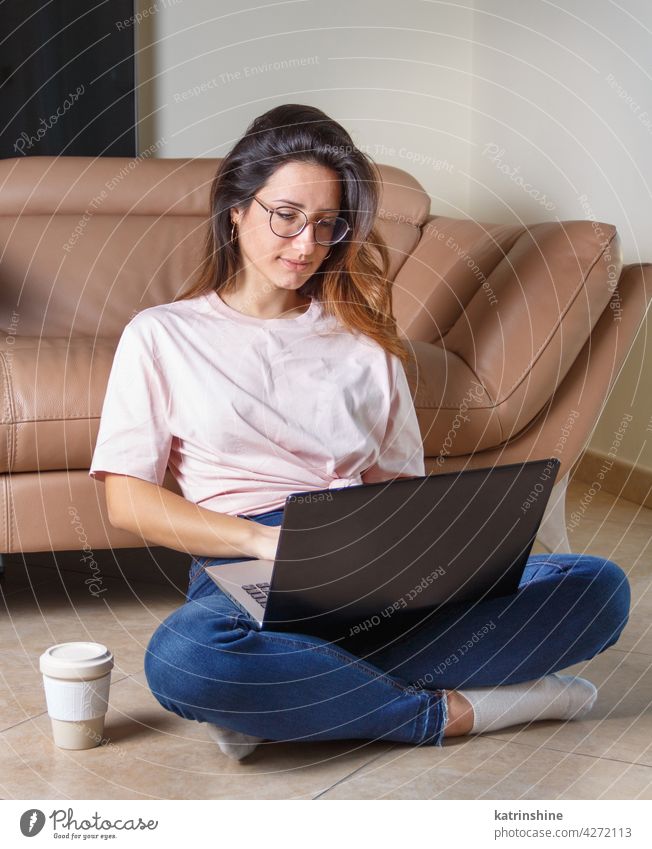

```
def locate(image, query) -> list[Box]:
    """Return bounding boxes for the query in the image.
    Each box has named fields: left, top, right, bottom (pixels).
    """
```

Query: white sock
left=458, top=673, right=598, bottom=735
left=205, top=723, right=264, bottom=760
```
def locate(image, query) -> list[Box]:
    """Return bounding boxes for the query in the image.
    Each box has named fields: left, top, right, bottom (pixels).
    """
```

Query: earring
left=231, top=221, right=238, bottom=243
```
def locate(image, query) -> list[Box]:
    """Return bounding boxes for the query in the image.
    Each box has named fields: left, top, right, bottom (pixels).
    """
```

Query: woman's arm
left=104, top=473, right=277, bottom=559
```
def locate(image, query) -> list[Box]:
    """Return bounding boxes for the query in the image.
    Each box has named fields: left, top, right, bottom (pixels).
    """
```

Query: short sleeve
left=361, top=352, right=425, bottom=484
left=88, top=316, right=172, bottom=486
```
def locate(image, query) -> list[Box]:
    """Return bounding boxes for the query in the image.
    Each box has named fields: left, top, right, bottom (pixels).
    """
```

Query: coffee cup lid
left=39, top=642, right=114, bottom=680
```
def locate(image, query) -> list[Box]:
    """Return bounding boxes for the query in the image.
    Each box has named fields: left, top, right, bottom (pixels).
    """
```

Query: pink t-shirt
left=88, top=290, right=425, bottom=516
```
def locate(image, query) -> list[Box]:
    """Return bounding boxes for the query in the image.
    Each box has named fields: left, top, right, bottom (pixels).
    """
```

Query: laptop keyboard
left=242, top=582, right=271, bottom=608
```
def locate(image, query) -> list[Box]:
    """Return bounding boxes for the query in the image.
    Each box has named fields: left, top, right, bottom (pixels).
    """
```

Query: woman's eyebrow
left=271, top=198, right=340, bottom=211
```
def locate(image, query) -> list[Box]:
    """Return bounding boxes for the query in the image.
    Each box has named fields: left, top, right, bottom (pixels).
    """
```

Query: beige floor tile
left=567, top=519, right=651, bottom=575
left=0, top=670, right=392, bottom=800
left=0, top=572, right=183, bottom=679
left=318, top=734, right=652, bottom=799
left=0, top=649, right=48, bottom=731
left=564, top=480, right=652, bottom=582
left=566, top=478, right=652, bottom=528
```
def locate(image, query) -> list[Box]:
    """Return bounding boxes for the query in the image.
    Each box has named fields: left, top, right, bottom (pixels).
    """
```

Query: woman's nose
left=291, top=223, right=318, bottom=253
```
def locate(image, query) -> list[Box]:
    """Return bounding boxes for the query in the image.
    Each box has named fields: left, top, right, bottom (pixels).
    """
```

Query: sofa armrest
left=409, top=220, right=623, bottom=457
left=418, top=262, right=652, bottom=479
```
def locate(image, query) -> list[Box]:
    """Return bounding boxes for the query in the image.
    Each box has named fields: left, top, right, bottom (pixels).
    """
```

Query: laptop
left=204, top=457, right=561, bottom=643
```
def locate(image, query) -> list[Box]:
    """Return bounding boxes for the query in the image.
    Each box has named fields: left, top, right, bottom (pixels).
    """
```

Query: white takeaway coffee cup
left=39, top=642, right=114, bottom=750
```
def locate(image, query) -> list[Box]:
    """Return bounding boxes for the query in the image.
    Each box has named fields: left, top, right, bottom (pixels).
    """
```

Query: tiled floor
left=1, top=476, right=650, bottom=799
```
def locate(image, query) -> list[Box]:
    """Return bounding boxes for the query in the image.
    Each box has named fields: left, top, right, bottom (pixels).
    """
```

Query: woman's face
left=231, top=160, right=342, bottom=292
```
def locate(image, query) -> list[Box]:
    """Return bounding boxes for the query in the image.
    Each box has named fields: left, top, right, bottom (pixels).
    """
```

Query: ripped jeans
left=144, top=506, right=630, bottom=747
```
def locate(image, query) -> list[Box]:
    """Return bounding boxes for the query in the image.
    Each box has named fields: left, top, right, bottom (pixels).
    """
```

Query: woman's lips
left=280, top=258, right=310, bottom=271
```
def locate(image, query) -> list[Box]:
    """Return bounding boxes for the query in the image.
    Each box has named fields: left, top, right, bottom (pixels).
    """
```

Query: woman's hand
left=249, top=523, right=282, bottom=561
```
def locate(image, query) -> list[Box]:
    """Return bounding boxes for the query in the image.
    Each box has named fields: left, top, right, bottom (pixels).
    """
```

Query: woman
left=89, top=104, right=630, bottom=760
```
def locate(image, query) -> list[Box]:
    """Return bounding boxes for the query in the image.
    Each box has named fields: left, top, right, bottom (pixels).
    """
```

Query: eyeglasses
left=252, top=196, right=350, bottom=246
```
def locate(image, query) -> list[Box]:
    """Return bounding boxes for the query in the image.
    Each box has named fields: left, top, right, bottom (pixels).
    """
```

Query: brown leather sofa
left=0, top=155, right=650, bottom=566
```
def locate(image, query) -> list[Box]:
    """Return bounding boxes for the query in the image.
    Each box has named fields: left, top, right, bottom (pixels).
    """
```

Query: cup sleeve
left=361, top=352, right=425, bottom=484
left=88, top=317, right=172, bottom=486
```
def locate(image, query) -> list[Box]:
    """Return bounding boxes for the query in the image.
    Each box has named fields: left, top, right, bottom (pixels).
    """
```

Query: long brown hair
left=174, top=104, right=412, bottom=367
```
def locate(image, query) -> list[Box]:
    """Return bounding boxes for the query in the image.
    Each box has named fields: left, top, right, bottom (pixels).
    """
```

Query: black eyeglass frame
left=251, top=196, right=350, bottom=246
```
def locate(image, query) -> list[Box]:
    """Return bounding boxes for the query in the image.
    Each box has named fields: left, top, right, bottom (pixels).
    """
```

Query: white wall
left=135, top=0, right=652, bottom=472
left=469, top=0, right=652, bottom=470
left=135, top=0, right=475, bottom=216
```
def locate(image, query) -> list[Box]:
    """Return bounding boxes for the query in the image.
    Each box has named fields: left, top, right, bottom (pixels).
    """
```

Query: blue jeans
left=144, top=507, right=630, bottom=747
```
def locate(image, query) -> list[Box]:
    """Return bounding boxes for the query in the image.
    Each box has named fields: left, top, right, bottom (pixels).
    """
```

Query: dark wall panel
left=0, top=0, right=136, bottom=158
